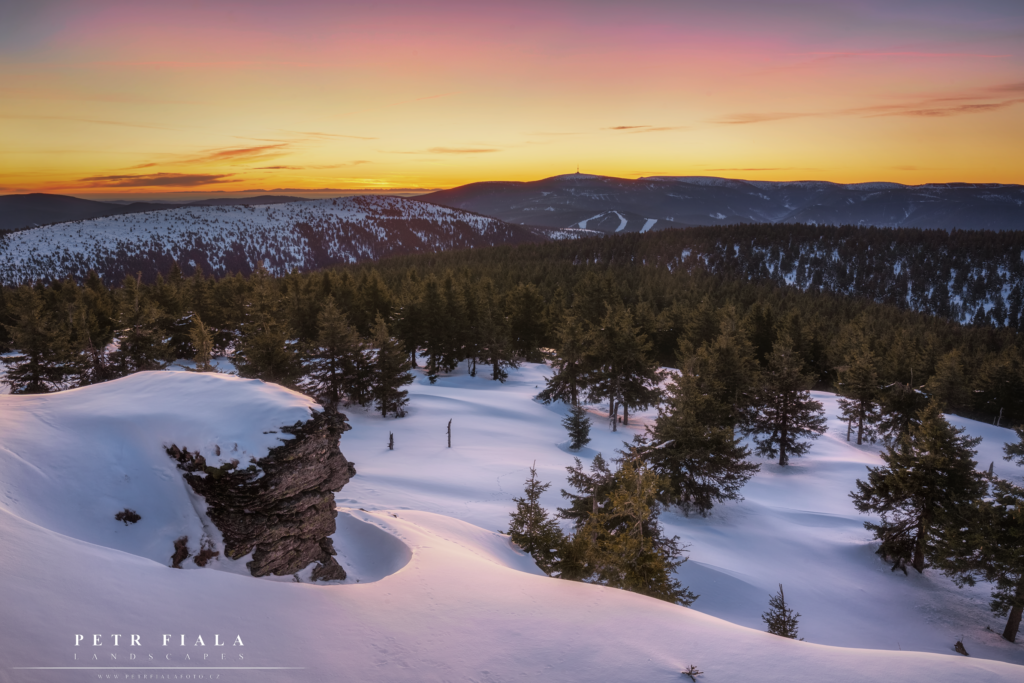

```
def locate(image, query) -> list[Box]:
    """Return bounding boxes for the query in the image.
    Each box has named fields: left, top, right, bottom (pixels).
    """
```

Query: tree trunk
left=912, top=518, right=927, bottom=573
left=609, top=397, right=617, bottom=432
left=1003, top=603, right=1023, bottom=643
left=846, top=417, right=852, bottom=442
left=622, top=403, right=629, bottom=426
left=856, top=402, right=864, bottom=445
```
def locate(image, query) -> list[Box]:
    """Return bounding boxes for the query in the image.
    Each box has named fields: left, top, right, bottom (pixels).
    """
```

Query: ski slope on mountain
left=0, top=367, right=1022, bottom=682
left=0, top=195, right=538, bottom=286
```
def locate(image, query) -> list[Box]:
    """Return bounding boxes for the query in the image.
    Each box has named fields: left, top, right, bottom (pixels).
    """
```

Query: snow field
left=0, top=365, right=1022, bottom=681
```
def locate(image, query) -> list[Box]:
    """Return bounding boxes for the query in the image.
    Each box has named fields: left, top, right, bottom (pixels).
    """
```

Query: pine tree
left=1, top=286, right=75, bottom=394
left=850, top=402, right=986, bottom=573
left=762, top=584, right=801, bottom=639
left=369, top=315, right=413, bottom=418
left=421, top=276, right=462, bottom=383
left=647, top=363, right=759, bottom=516
left=836, top=340, right=881, bottom=445
left=109, top=274, right=169, bottom=377
left=877, top=380, right=929, bottom=447
left=562, top=404, right=592, bottom=451
left=507, top=464, right=565, bottom=575
left=477, top=279, right=518, bottom=383
left=569, top=457, right=697, bottom=606
left=232, top=268, right=300, bottom=386
left=190, top=314, right=215, bottom=372
left=1004, top=426, right=1024, bottom=467
left=931, top=476, right=1024, bottom=643
left=537, top=313, right=592, bottom=407
left=925, top=348, right=969, bottom=414
left=299, top=297, right=364, bottom=409
left=505, top=282, right=546, bottom=362
left=748, top=334, right=827, bottom=466
left=588, top=304, right=660, bottom=431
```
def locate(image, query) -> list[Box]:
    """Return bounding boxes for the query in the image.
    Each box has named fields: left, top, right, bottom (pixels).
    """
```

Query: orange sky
left=2, top=0, right=1023, bottom=199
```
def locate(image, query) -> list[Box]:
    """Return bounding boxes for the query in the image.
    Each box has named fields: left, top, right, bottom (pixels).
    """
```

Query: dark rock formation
left=166, top=408, right=355, bottom=581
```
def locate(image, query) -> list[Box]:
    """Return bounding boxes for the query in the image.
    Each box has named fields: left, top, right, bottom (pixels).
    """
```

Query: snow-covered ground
left=1, top=364, right=1022, bottom=681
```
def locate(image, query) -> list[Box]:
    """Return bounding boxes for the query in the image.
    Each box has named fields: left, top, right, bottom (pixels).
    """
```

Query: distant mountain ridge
left=0, top=196, right=541, bottom=286
left=419, top=173, right=1024, bottom=233
left=0, top=193, right=309, bottom=233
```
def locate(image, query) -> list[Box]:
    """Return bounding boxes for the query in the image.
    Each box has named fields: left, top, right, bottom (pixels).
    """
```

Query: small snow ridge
left=640, top=218, right=657, bottom=233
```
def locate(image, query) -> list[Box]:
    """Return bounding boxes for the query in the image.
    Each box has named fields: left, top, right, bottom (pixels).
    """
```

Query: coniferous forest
left=4, top=226, right=1024, bottom=635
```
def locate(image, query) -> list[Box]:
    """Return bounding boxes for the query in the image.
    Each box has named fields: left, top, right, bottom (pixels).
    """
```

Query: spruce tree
left=836, top=340, right=881, bottom=445
left=190, top=314, right=215, bottom=372
left=748, top=334, right=827, bottom=466
left=925, top=348, right=969, bottom=414
left=647, top=362, right=759, bottom=516
left=232, top=268, right=300, bottom=386
left=570, top=457, right=697, bottom=606
left=558, top=454, right=617, bottom=533
left=877, top=380, right=929, bottom=447
left=588, top=304, right=660, bottom=431
left=931, top=476, right=1024, bottom=642
left=109, top=274, right=169, bottom=377
left=562, top=404, right=592, bottom=451
left=370, top=315, right=413, bottom=418
left=1, top=286, right=75, bottom=394
left=762, top=584, right=801, bottom=639
left=537, top=313, right=592, bottom=407
left=477, top=279, right=517, bottom=383
left=850, top=402, right=986, bottom=573
left=299, top=297, right=364, bottom=409
left=507, top=464, right=565, bottom=575
left=1004, top=426, right=1024, bottom=467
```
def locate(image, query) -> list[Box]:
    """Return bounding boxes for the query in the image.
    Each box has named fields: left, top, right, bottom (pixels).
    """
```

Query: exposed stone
left=171, top=536, right=190, bottom=568
left=166, top=408, right=355, bottom=581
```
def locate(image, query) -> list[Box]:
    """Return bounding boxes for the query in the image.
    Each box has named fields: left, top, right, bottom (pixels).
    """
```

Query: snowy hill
left=1, top=366, right=1023, bottom=680
left=420, top=173, right=1024, bottom=233
left=0, top=195, right=541, bottom=286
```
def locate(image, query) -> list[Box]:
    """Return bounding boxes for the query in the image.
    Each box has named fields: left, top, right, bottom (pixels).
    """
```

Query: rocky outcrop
left=166, top=408, right=355, bottom=581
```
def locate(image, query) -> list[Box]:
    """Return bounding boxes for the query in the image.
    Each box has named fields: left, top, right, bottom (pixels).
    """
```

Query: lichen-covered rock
left=166, top=408, right=355, bottom=581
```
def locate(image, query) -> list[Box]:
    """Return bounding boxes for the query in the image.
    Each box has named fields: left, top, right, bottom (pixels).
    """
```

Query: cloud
left=863, top=98, right=1024, bottom=118
left=714, top=112, right=811, bottom=125
left=253, top=165, right=303, bottom=170
left=77, top=173, right=235, bottom=188
left=605, top=125, right=685, bottom=133
left=716, top=81, right=1024, bottom=125
left=191, top=144, right=290, bottom=163
left=706, top=167, right=794, bottom=171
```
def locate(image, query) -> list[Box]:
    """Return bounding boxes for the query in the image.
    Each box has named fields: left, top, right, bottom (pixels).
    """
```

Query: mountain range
left=420, top=173, right=1024, bottom=233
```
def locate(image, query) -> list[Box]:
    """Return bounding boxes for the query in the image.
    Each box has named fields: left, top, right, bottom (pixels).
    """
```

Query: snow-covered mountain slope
left=420, top=173, right=1024, bottom=233
left=2, top=365, right=1023, bottom=680
left=0, top=195, right=541, bottom=286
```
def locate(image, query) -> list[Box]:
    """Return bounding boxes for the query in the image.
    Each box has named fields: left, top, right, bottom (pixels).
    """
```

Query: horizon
left=2, top=0, right=1023, bottom=197
left=6, top=170, right=1024, bottom=203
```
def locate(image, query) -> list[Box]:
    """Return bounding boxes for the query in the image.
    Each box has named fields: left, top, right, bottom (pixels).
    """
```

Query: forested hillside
left=2, top=230, right=1021, bottom=428
left=559, top=225, right=1024, bottom=328
left=0, top=196, right=542, bottom=286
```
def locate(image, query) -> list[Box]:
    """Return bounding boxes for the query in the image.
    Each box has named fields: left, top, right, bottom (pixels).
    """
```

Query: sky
left=1, top=0, right=1023, bottom=199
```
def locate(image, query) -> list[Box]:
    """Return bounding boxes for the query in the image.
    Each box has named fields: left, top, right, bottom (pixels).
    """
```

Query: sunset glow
left=2, top=0, right=1023, bottom=198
